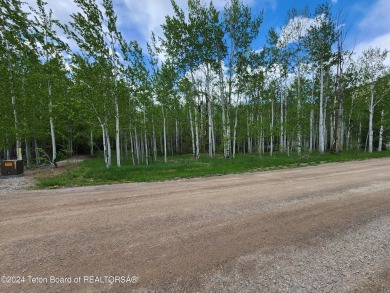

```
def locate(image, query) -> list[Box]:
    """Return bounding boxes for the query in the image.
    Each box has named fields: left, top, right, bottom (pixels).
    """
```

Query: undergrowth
left=35, top=150, right=390, bottom=188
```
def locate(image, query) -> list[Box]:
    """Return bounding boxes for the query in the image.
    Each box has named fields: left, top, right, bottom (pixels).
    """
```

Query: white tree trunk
left=309, top=106, right=314, bottom=153
left=143, top=108, right=149, bottom=165
left=226, top=108, right=231, bottom=158
left=163, top=108, right=167, bottom=163
left=107, top=128, right=111, bottom=166
left=129, top=129, right=135, bottom=166
left=296, top=38, right=302, bottom=156
left=319, top=64, right=325, bottom=154
left=134, top=127, right=140, bottom=164
left=309, top=77, right=315, bottom=153
left=194, top=106, right=200, bottom=160
left=115, top=97, right=121, bottom=167
left=208, top=98, right=213, bottom=158
left=378, top=110, right=384, bottom=151
left=218, top=68, right=228, bottom=158
left=297, top=97, right=302, bottom=156
left=205, top=66, right=213, bottom=158
left=270, top=99, right=274, bottom=157
left=175, top=117, right=179, bottom=154
left=340, top=114, right=345, bottom=150
left=7, top=41, right=22, bottom=161
left=232, top=105, right=238, bottom=158
left=368, top=85, right=374, bottom=153
left=280, top=91, right=284, bottom=152
left=330, top=113, right=334, bottom=150
left=12, top=93, right=22, bottom=161
left=211, top=113, right=215, bottom=156
left=152, top=117, right=157, bottom=162
left=49, top=88, right=57, bottom=166
left=247, top=113, right=252, bottom=154
left=284, top=92, right=288, bottom=152
left=101, top=122, right=111, bottom=169
left=189, top=108, right=195, bottom=158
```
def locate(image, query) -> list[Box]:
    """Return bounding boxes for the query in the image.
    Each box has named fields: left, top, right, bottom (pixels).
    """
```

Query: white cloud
left=22, top=0, right=263, bottom=52
left=117, top=0, right=178, bottom=42
left=352, top=0, right=390, bottom=66
left=331, top=0, right=338, bottom=3
left=277, top=14, right=325, bottom=47
left=353, top=33, right=390, bottom=66
left=358, top=0, right=390, bottom=34
left=117, top=0, right=259, bottom=43
left=24, top=0, right=79, bottom=29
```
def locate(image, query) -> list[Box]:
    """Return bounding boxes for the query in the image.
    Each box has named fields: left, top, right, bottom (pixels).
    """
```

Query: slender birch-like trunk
left=152, top=117, right=157, bottom=162
left=232, top=105, right=238, bottom=158
left=175, top=117, right=179, bottom=154
left=226, top=107, right=231, bottom=157
left=358, top=122, right=362, bottom=150
left=346, top=93, right=355, bottom=151
left=280, top=90, right=284, bottom=153
left=189, top=108, right=195, bottom=158
left=378, top=110, right=384, bottom=151
left=143, top=108, right=149, bottom=165
left=319, top=63, right=325, bottom=154
left=207, top=98, right=213, bottom=158
left=368, top=84, right=374, bottom=153
left=330, top=113, right=334, bottom=151
left=7, top=41, right=22, bottom=161
left=247, top=113, right=252, bottom=154
left=211, top=114, right=215, bottom=155
left=100, top=121, right=111, bottom=169
left=218, top=67, right=228, bottom=158
left=48, top=82, right=57, bottom=167
left=194, top=105, right=200, bottom=160
left=134, top=128, right=139, bottom=164
left=115, top=96, right=121, bottom=167
left=129, top=129, right=135, bottom=166
left=284, top=92, right=288, bottom=151
left=270, top=99, right=274, bottom=157
left=296, top=36, right=302, bottom=156
left=162, top=107, right=167, bottom=163
left=309, top=106, right=314, bottom=153
left=309, top=76, right=316, bottom=153
left=205, top=66, right=213, bottom=158
left=339, top=103, right=344, bottom=150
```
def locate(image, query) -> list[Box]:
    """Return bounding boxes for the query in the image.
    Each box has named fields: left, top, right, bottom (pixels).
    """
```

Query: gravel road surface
left=0, top=158, right=389, bottom=292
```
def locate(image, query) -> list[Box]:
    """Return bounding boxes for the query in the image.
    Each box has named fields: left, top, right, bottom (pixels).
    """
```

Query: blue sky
left=255, top=0, right=390, bottom=57
left=25, top=0, right=390, bottom=64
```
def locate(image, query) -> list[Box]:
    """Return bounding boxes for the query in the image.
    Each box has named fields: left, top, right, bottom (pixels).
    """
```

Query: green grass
left=35, top=150, right=390, bottom=188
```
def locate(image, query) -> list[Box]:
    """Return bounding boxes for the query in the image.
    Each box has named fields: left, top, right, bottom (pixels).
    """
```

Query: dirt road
left=1, top=158, right=390, bottom=292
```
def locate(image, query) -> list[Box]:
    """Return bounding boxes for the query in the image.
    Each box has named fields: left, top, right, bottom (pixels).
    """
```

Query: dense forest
left=1, top=0, right=389, bottom=168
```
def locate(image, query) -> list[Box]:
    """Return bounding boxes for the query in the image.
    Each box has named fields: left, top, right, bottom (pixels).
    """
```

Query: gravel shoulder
left=0, top=156, right=87, bottom=194
left=0, top=158, right=389, bottom=292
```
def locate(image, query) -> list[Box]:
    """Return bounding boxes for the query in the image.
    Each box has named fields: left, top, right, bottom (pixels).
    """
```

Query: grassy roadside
left=35, top=150, right=390, bottom=188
